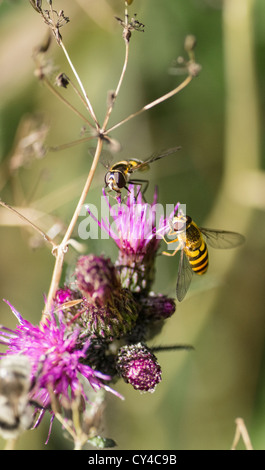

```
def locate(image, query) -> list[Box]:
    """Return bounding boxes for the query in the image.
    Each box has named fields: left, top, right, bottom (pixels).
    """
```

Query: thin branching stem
left=42, top=77, right=94, bottom=127
left=106, top=74, right=193, bottom=135
left=48, top=135, right=95, bottom=152
left=60, top=41, right=100, bottom=129
left=102, top=39, right=130, bottom=131
left=102, top=9, right=130, bottom=131
left=68, top=77, right=94, bottom=117
left=0, top=200, right=57, bottom=249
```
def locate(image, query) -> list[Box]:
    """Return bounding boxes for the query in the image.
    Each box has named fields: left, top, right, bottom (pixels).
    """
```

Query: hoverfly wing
left=200, top=228, right=245, bottom=249
left=134, top=146, right=182, bottom=171
left=144, top=146, right=182, bottom=165
left=88, top=148, right=114, bottom=169
left=176, top=249, right=193, bottom=302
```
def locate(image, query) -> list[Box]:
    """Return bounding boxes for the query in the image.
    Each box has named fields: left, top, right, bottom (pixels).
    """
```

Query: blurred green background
left=0, top=0, right=265, bottom=450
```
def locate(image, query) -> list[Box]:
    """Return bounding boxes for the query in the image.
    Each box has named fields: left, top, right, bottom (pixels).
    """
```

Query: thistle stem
left=42, top=137, right=104, bottom=322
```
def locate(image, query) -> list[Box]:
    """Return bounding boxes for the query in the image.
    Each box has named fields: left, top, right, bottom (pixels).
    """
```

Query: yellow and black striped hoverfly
left=162, top=211, right=245, bottom=302
left=104, top=146, right=181, bottom=198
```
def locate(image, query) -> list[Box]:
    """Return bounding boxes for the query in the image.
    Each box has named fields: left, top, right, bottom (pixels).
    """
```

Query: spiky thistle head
left=0, top=300, right=122, bottom=440
left=89, top=186, right=178, bottom=295
left=72, top=254, right=139, bottom=339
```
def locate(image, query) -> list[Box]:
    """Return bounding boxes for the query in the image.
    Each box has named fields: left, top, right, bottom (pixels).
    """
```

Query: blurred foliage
left=0, top=0, right=265, bottom=450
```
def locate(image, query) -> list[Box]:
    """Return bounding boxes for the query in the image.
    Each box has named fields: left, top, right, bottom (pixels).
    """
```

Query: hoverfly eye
left=105, top=172, right=111, bottom=186
left=114, top=172, right=126, bottom=189
left=172, top=218, right=186, bottom=233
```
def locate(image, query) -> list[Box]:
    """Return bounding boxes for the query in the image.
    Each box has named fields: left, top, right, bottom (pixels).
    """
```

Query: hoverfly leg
left=105, top=188, right=122, bottom=202
left=119, top=185, right=131, bottom=203
left=129, top=178, right=149, bottom=201
left=162, top=240, right=182, bottom=257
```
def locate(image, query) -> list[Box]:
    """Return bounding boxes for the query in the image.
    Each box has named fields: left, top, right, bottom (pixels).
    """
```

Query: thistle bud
left=75, top=255, right=139, bottom=339
left=75, top=255, right=120, bottom=306
left=116, top=343, right=162, bottom=392
left=141, top=294, right=176, bottom=321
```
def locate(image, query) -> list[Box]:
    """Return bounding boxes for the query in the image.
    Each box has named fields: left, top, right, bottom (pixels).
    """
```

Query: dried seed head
left=29, top=0, right=42, bottom=13
left=187, top=61, right=202, bottom=77
left=115, top=14, right=144, bottom=43
left=184, top=35, right=197, bottom=53
left=55, top=73, right=70, bottom=88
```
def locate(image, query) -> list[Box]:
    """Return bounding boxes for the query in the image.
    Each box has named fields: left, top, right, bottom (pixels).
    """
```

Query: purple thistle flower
left=98, top=185, right=169, bottom=253
left=54, top=286, right=76, bottom=305
left=0, top=300, right=123, bottom=438
left=89, top=186, right=178, bottom=294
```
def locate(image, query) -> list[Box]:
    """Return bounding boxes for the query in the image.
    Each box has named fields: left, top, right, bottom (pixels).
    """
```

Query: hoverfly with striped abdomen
left=162, top=212, right=245, bottom=302
left=104, top=146, right=181, bottom=199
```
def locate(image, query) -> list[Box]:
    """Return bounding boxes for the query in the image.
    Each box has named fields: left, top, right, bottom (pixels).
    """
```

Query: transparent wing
left=134, top=146, right=181, bottom=171
left=176, top=249, right=193, bottom=302
left=200, top=228, right=245, bottom=249
left=88, top=148, right=114, bottom=169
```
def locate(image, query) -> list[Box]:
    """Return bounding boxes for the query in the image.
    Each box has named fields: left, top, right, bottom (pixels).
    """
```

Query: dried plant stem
left=42, top=137, right=104, bottom=322
left=102, top=39, right=130, bottom=131
left=106, top=74, right=193, bottom=135
left=48, top=135, right=94, bottom=152
left=54, top=411, right=76, bottom=440
left=60, top=40, right=100, bottom=129
left=102, top=5, right=130, bottom=131
left=0, top=200, right=57, bottom=249
left=68, top=77, right=94, bottom=114
left=231, top=418, right=253, bottom=450
left=3, top=438, right=17, bottom=450
left=43, top=77, right=93, bottom=127
left=55, top=410, right=86, bottom=451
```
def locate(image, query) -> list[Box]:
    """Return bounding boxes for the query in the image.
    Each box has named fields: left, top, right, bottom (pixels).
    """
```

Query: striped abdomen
left=184, top=224, right=209, bottom=275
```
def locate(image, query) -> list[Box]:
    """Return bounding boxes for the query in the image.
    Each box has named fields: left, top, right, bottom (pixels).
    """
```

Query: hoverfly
left=0, top=354, right=49, bottom=439
left=104, top=146, right=181, bottom=198
left=0, top=355, right=34, bottom=439
left=162, top=212, right=245, bottom=302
